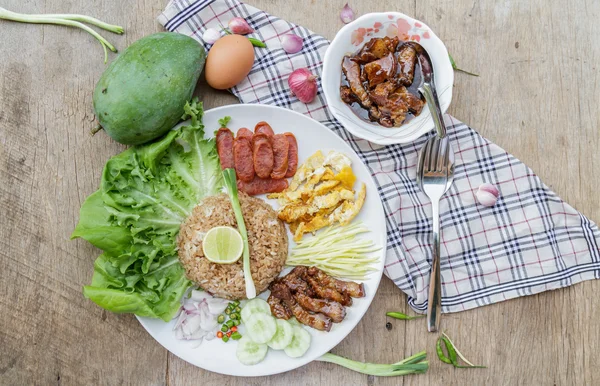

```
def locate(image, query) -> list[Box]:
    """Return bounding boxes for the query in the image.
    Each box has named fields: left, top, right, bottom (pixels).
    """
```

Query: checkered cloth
left=158, top=0, right=600, bottom=313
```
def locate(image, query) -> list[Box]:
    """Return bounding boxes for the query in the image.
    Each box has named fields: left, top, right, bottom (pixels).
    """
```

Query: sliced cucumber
left=284, top=325, right=311, bottom=358
left=236, top=336, right=268, bottom=365
left=245, top=313, right=277, bottom=344
left=267, top=319, right=294, bottom=350
left=241, top=298, right=271, bottom=322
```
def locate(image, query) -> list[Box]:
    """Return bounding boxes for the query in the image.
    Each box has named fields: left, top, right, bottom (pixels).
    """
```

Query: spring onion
left=223, top=168, right=256, bottom=299
left=0, top=7, right=123, bottom=63
left=286, top=222, right=380, bottom=280
left=317, top=351, right=428, bottom=376
left=436, top=332, right=486, bottom=368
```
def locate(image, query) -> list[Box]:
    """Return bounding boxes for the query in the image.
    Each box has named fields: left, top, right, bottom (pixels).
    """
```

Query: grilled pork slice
left=267, top=292, right=292, bottom=320
left=271, top=282, right=332, bottom=332
left=342, top=57, right=371, bottom=108
left=307, top=266, right=366, bottom=298
left=304, top=274, right=352, bottom=306
left=294, top=293, right=346, bottom=323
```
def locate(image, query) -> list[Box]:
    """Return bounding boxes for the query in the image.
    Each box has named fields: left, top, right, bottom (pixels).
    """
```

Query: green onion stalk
left=0, top=7, right=123, bottom=63
left=318, top=351, right=428, bottom=376
left=223, top=168, right=256, bottom=299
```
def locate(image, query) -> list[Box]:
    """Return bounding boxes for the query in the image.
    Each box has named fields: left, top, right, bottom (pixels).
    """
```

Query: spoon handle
left=420, top=82, right=447, bottom=138
left=427, top=198, right=442, bottom=332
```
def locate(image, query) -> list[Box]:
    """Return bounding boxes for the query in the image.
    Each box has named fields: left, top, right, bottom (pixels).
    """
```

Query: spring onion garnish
left=286, top=222, right=380, bottom=280
left=318, top=351, right=428, bottom=376
left=223, top=168, right=256, bottom=299
left=0, top=7, right=123, bottom=63
left=436, top=332, right=486, bottom=368
left=386, top=312, right=425, bottom=320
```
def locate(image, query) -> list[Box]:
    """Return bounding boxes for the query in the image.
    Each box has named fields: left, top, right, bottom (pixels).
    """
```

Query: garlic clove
left=476, top=183, right=500, bottom=207
left=281, top=34, right=303, bottom=54
left=202, top=28, right=222, bottom=45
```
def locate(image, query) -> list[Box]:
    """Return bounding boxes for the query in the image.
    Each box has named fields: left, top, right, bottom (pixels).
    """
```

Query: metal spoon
left=412, top=42, right=456, bottom=332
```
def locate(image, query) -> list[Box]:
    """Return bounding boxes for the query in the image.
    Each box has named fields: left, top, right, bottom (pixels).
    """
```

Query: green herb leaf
left=386, top=311, right=426, bottom=320
left=436, top=332, right=487, bottom=369
left=248, top=37, right=266, bottom=48
left=436, top=338, right=453, bottom=365
left=73, top=99, right=223, bottom=321
left=448, top=53, right=480, bottom=77
left=218, top=116, right=231, bottom=128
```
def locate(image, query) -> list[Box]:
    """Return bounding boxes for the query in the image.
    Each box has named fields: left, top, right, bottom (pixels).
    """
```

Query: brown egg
left=205, top=35, right=255, bottom=90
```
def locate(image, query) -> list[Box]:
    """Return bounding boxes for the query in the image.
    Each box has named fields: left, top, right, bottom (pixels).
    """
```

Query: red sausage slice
left=233, top=128, right=255, bottom=182
left=270, top=134, right=289, bottom=179
left=284, top=132, right=298, bottom=178
left=254, top=121, right=275, bottom=137
left=253, top=133, right=274, bottom=179
left=238, top=177, right=289, bottom=196
left=216, top=127, right=235, bottom=170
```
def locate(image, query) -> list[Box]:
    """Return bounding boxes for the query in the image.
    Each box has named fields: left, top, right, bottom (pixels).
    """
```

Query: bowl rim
left=322, top=11, right=454, bottom=145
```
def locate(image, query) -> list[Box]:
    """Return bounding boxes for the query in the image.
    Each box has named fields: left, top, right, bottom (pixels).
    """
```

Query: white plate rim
left=137, top=104, right=387, bottom=377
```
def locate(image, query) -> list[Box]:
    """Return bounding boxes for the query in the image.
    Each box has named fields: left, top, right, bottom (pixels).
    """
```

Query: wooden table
left=1, top=0, right=599, bottom=384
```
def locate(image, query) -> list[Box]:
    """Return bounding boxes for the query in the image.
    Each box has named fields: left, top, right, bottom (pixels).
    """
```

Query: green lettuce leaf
left=73, top=99, right=223, bottom=321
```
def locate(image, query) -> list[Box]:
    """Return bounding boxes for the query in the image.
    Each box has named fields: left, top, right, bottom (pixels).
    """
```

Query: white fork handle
left=427, top=199, right=442, bottom=332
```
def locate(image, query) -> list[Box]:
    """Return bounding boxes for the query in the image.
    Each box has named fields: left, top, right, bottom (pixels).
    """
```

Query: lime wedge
left=202, top=226, right=244, bottom=264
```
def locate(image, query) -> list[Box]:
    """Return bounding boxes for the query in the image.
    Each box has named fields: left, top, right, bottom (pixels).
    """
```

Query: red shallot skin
left=476, top=183, right=500, bottom=207
left=288, top=68, right=318, bottom=103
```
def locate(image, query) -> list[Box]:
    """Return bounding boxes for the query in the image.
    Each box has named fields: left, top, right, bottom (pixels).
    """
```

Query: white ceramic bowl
left=322, top=12, right=453, bottom=145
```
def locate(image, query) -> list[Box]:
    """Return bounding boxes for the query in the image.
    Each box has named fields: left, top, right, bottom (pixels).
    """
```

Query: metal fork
left=417, top=136, right=453, bottom=332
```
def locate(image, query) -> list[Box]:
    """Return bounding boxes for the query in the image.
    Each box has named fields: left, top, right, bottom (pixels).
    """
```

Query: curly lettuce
left=72, top=100, right=223, bottom=321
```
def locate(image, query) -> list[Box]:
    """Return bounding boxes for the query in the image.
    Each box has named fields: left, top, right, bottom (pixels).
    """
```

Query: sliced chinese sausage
left=270, top=134, right=289, bottom=179
left=254, top=121, right=275, bottom=137
left=237, top=177, right=289, bottom=196
left=216, top=127, right=235, bottom=170
left=233, top=128, right=255, bottom=182
left=252, top=133, right=274, bottom=179
left=284, top=132, right=298, bottom=178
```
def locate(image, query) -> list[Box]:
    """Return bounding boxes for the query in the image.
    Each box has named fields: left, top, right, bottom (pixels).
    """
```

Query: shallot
left=281, top=34, right=303, bottom=54
left=228, top=17, right=253, bottom=35
left=172, top=289, right=228, bottom=346
left=340, top=3, right=355, bottom=24
left=288, top=68, right=318, bottom=103
left=476, top=183, right=500, bottom=207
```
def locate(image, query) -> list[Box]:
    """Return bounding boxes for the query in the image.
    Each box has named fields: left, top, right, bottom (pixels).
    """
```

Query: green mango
left=93, top=32, right=205, bottom=145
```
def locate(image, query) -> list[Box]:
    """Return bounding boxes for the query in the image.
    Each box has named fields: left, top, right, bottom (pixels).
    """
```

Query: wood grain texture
left=1, top=0, right=599, bottom=385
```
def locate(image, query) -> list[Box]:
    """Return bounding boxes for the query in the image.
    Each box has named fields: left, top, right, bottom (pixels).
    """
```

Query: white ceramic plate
left=322, top=12, right=454, bottom=145
left=137, top=104, right=386, bottom=377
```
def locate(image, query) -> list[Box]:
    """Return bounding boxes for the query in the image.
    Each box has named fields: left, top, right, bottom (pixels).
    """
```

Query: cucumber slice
left=241, top=298, right=271, bottom=322
left=284, top=325, right=311, bottom=358
left=236, top=336, right=268, bottom=365
left=245, top=313, right=277, bottom=344
left=267, top=319, right=294, bottom=350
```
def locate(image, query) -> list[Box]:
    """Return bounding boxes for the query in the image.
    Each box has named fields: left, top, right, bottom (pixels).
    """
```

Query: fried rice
left=177, top=192, right=288, bottom=300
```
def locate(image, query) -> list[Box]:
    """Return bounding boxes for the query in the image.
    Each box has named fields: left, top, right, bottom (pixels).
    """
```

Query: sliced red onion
left=281, top=34, right=303, bottom=54
left=190, top=289, right=211, bottom=302
left=172, top=289, right=228, bottom=347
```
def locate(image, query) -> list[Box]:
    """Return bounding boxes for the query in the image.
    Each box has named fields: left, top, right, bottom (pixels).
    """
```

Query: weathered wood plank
left=0, top=0, right=598, bottom=385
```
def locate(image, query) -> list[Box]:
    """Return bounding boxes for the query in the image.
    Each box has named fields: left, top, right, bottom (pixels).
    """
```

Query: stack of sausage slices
left=216, top=121, right=298, bottom=195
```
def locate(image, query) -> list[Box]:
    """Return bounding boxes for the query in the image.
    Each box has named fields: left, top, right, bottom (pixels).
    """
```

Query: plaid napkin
left=158, top=0, right=600, bottom=313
